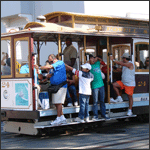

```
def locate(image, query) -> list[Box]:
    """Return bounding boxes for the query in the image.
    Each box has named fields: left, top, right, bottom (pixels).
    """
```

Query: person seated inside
left=40, top=60, right=54, bottom=87
left=1, top=52, right=11, bottom=75
left=139, top=61, right=144, bottom=69
left=143, top=57, right=149, bottom=69
left=66, top=68, right=79, bottom=107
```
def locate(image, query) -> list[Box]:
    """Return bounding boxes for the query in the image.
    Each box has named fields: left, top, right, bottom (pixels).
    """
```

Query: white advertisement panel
left=1, top=79, right=33, bottom=111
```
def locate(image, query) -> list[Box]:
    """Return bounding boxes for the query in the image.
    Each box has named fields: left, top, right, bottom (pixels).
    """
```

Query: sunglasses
left=146, top=60, right=149, bottom=62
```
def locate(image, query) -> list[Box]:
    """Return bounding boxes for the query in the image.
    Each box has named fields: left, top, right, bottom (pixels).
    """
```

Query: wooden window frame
left=134, top=42, right=149, bottom=72
left=14, top=37, right=31, bottom=78
left=1, top=37, right=13, bottom=78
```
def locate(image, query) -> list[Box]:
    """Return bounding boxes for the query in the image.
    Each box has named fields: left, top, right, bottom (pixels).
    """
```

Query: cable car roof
left=1, top=11, right=149, bottom=40
left=44, top=11, right=149, bottom=22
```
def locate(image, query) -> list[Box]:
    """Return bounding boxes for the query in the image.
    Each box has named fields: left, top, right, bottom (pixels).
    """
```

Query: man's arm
left=110, top=56, right=133, bottom=69
left=34, top=64, right=54, bottom=70
left=65, top=64, right=73, bottom=71
left=70, top=58, right=76, bottom=67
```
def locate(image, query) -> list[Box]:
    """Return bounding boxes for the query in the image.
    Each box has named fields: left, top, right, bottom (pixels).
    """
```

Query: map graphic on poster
left=15, top=83, right=29, bottom=106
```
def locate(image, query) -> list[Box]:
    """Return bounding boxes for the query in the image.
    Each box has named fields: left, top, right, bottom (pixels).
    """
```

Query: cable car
left=1, top=12, right=149, bottom=135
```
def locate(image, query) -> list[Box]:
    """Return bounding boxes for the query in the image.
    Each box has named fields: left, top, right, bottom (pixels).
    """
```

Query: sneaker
left=101, top=116, right=111, bottom=120
left=110, top=98, right=117, bottom=103
left=92, top=117, right=99, bottom=121
left=85, top=117, right=89, bottom=122
left=127, top=109, right=133, bottom=116
left=67, top=103, right=73, bottom=107
left=74, top=102, right=78, bottom=106
left=59, top=115, right=67, bottom=124
left=74, top=117, right=85, bottom=123
left=104, top=117, right=111, bottom=120
left=115, top=96, right=123, bottom=102
left=50, top=117, right=61, bottom=126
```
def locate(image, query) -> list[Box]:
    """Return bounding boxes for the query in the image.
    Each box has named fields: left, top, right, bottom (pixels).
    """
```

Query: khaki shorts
left=52, top=87, right=67, bottom=104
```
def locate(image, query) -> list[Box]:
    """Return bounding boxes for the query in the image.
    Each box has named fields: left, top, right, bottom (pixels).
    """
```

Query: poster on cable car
left=15, top=83, right=29, bottom=106
left=1, top=79, right=33, bottom=110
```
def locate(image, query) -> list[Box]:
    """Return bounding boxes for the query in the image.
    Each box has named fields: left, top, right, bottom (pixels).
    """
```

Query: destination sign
left=95, top=25, right=149, bottom=35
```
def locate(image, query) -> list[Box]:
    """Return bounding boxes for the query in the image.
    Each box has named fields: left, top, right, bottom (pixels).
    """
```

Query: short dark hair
left=45, top=60, right=50, bottom=64
left=97, top=55, right=102, bottom=59
left=126, top=57, right=131, bottom=61
left=89, top=54, right=94, bottom=59
left=66, top=37, right=72, bottom=43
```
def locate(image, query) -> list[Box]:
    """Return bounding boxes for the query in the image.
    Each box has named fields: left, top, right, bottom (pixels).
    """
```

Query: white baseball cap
left=121, top=53, right=130, bottom=59
left=81, top=63, right=91, bottom=70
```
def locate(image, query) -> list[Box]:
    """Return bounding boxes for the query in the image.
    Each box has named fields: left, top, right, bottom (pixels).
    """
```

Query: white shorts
left=52, top=87, right=67, bottom=104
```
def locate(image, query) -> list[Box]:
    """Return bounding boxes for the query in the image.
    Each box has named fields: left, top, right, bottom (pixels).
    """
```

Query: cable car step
left=34, top=115, right=137, bottom=129
left=109, top=114, right=137, bottom=120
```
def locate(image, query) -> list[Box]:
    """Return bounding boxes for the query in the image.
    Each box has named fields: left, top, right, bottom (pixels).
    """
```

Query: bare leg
left=127, top=95, right=133, bottom=110
left=113, top=82, right=121, bottom=96
left=36, top=84, right=43, bottom=108
left=55, top=104, right=63, bottom=117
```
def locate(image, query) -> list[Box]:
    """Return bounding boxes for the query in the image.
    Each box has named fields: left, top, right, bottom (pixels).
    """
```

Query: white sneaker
left=92, top=117, right=99, bottom=121
left=67, top=103, right=73, bottom=107
left=74, top=102, right=78, bottom=106
left=51, top=117, right=61, bottom=126
left=60, top=115, right=67, bottom=124
left=115, top=96, right=123, bottom=102
left=110, top=98, right=117, bottom=103
left=85, top=117, right=89, bottom=122
left=127, top=109, right=133, bottom=116
left=74, top=117, right=85, bottom=123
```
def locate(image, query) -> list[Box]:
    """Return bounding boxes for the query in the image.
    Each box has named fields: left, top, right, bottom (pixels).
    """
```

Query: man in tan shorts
left=34, top=54, right=67, bottom=125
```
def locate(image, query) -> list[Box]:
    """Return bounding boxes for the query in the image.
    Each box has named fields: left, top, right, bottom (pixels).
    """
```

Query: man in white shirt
left=110, top=53, right=136, bottom=116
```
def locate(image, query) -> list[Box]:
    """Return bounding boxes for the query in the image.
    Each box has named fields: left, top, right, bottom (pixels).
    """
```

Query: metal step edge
left=34, top=115, right=137, bottom=129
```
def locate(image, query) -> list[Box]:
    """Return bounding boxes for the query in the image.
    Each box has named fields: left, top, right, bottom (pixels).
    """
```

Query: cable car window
left=112, top=44, right=130, bottom=68
left=14, top=38, right=30, bottom=77
left=1, top=38, right=12, bottom=77
left=135, top=43, right=149, bottom=71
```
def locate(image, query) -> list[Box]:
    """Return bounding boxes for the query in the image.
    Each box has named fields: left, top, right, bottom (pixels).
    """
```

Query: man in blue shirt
left=34, top=54, right=67, bottom=125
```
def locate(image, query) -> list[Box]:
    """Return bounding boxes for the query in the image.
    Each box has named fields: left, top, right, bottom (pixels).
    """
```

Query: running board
left=34, top=115, right=137, bottom=129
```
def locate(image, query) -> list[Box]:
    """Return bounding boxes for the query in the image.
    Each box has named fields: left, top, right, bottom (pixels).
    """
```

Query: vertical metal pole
left=110, top=59, right=113, bottom=83
left=34, top=54, right=43, bottom=110
left=34, top=54, right=38, bottom=110
left=72, top=15, right=75, bottom=28
left=84, top=35, right=86, bottom=63
left=58, top=34, right=61, bottom=60
left=37, top=40, right=40, bottom=65
left=107, top=37, right=110, bottom=104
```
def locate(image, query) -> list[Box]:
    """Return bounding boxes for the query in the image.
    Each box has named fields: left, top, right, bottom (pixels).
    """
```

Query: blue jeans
left=92, top=86, right=106, bottom=118
left=78, top=94, right=90, bottom=119
left=66, top=85, right=78, bottom=103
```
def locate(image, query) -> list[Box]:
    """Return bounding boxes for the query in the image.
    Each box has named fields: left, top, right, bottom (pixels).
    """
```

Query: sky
left=84, top=1, right=149, bottom=19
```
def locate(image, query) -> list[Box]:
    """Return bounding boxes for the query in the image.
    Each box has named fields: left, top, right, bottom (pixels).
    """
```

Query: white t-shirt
left=121, top=61, right=136, bottom=87
left=72, top=68, right=94, bottom=95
